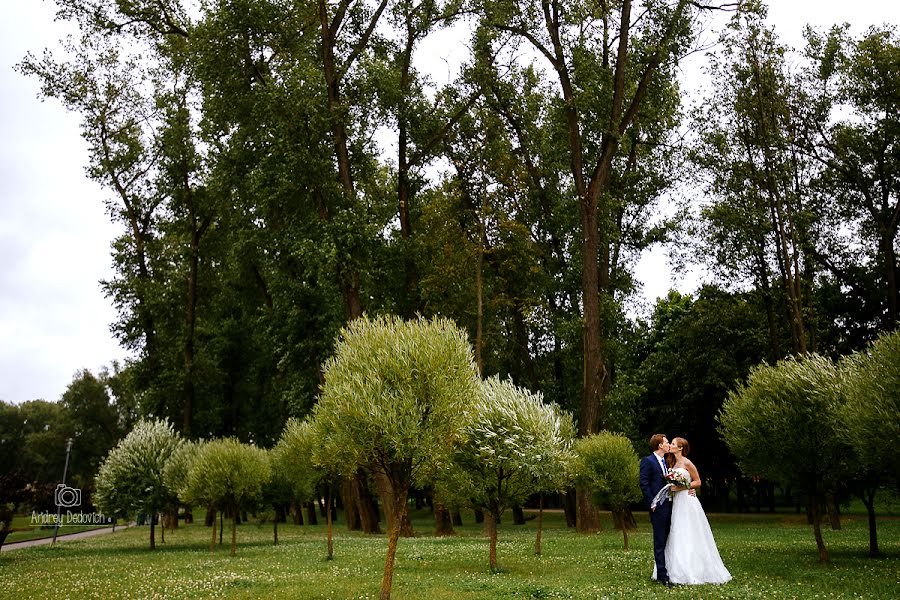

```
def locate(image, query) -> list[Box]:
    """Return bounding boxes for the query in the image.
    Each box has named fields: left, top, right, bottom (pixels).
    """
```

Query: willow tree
left=313, top=315, right=479, bottom=600
left=839, top=330, right=900, bottom=556
left=274, top=418, right=337, bottom=558
left=94, top=419, right=183, bottom=550
left=718, top=354, right=847, bottom=562
left=180, top=438, right=271, bottom=556
left=445, top=376, right=575, bottom=571
left=573, top=431, right=641, bottom=550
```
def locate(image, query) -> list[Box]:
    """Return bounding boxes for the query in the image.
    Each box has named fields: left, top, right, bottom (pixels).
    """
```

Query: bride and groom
left=639, top=434, right=732, bottom=587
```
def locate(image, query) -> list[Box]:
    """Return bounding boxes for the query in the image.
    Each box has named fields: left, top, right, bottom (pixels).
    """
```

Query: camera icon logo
left=55, top=484, right=81, bottom=508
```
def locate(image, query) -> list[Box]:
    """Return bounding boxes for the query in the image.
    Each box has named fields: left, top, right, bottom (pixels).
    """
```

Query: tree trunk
left=512, top=505, right=526, bottom=525
left=273, top=518, right=278, bottom=546
left=376, top=471, right=412, bottom=537
left=342, top=477, right=360, bottom=531
left=452, top=509, right=462, bottom=527
left=487, top=511, right=499, bottom=572
left=306, top=501, right=318, bottom=526
left=809, top=497, right=829, bottom=562
left=380, top=515, right=402, bottom=600
left=355, top=472, right=382, bottom=534
left=210, top=510, right=216, bottom=553
left=231, top=514, right=237, bottom=556
left=575, top=488, right=600, bottom=533
left=561, top=490, right=577, bottom=528
left=326, top=487, right=334, bottom=560
left=826, top=494, right=841, bottom=531
left=861, top=489, right=880, bottom=557
left=150, top=513, right=156, bottom=550
left=291, top=500, right=303, bottom=525
left=534, top=493, right=543, bottom=556
left=379, top=476, right=410, bottom=600
left=433, top=502, right=454, bottom=537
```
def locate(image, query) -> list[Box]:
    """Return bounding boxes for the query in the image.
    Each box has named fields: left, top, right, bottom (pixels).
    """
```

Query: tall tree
left=477, top=0, right=730, bottom=530
left=801, top=25, right=900, bottom=330
left=693, top=4, right=816, bottom=356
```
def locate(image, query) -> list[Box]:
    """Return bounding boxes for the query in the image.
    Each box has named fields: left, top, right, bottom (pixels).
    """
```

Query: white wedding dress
left=652, top=468, right=732, bottom=585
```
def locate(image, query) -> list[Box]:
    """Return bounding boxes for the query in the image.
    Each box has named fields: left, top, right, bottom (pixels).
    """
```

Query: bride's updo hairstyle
left=673, top=437, right=690, bottom=457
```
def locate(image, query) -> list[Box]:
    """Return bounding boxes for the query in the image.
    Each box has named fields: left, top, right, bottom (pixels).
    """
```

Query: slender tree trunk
left=210, top=510, right=216, bottom=553
left=379, top=478, right=410, bottom=600
left=861, top=489, right=880, bottom=557
left=809, top=497, right=829, bottom=562
left=326, top=487, right=334, bottom=560
left=826, top=494, right=841, bottom=531
left=380, top=517, right=401, bottom=600
left=273, top=518, right=278, bottom=546
left=486, top=510, right=500, bottom=572
left=562, top=490, right=577, bottom=528
left=306, top=501, right=318, bottom=526
left=231, top=514, right=237, bottom=556
left=149, top=512, right=156, bottom=550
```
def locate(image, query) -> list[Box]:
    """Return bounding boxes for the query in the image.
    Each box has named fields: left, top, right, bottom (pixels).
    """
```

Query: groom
left=639, top=434, right=673, bottom=588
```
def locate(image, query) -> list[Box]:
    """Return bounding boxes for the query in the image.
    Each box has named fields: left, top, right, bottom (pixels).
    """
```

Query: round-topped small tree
left=313, top=315, right=479, bottom=600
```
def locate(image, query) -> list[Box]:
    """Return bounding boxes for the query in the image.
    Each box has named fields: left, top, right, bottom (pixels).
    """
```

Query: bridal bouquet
left=666, top=467, right=691, bottom=490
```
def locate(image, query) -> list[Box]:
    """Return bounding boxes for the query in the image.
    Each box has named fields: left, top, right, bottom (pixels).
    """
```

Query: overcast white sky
left=1, top=1, right=897, bottom=405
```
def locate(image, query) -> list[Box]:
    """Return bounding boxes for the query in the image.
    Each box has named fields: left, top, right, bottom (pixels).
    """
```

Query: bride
left=653, top=437, right=731, bottom=585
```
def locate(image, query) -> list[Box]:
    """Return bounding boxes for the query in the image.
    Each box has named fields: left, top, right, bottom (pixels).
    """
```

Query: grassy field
left=1, top=508, right=897, bottom=599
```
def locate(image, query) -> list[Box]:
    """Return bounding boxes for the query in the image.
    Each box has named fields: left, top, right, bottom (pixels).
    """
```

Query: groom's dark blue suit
left=639, top=453, right=672, bottom=584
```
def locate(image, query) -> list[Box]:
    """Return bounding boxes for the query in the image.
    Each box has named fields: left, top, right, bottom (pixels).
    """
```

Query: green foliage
left=272, top=418, right=321, bottom=503
left=840, top=330, right=900, bottom=485
left=162, top=439, right=201, bottom=503
left=573, top=431, right=641, bottom=511
left=446, top=376, right=575, bottom=511
left=718, top=354, right=846, bottom=496
left=93, top=418, right=183, bottom=547
left=180, top=438, right=271, bottom=513
left=314, top=315, right=479, bottom=482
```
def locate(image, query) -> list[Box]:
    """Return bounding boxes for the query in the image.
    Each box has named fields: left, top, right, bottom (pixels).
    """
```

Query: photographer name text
left=31, top=511, right=114, bottom=526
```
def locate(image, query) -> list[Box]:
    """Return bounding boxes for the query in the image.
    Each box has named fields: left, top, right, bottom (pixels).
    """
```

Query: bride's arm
left=685, top=459, right=702, bottom=490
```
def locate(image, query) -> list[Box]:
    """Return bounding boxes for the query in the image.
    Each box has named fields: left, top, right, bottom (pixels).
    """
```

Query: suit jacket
left=639, top=453, right=668, bottom=509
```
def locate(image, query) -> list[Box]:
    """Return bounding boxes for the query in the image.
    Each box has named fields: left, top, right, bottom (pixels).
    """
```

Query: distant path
left=1, top=523, right=135, bottom=552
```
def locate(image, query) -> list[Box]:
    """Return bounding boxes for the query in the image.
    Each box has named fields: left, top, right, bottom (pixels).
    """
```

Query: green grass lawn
left=1, top=509, right=897, bottom=599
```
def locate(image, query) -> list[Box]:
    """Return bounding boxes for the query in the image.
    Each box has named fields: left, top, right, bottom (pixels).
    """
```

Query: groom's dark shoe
left=659, top=579, right=674, bottom=589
